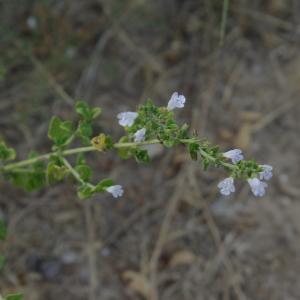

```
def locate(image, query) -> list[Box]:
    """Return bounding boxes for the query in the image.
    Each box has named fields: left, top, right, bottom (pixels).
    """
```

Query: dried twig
left=83, top=201, right=98, bottom=300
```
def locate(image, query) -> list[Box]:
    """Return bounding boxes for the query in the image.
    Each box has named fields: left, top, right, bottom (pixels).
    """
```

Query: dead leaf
left=169, top=250, right=198, bottom=267
left=122, top=270, right=154, bottom=300
left=234, top=123, right=254, bottom=149
left=218, top=128, right=234, bottom=141
left=239, top=111, right=262, bottom=122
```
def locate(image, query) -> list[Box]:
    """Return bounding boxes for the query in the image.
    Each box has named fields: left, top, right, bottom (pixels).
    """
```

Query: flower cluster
left=116, top=93, right=272, bottom=198
left=114, top=92, right=187, bottom=195
left=218, top=155, right=273, bottom=197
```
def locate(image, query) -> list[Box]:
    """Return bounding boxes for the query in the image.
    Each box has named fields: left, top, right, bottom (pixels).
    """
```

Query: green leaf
left=95, top=178, right=114, bottom=193
left=0, top=220, right=6, bottom=240
left=46, top=161, right=68, bottom=184
left=76, top=101, right=89, bottom=116
left=134, top=149, right=150, bottom=163
left=7, top=171, right=46, bottom=192
left=188, top=142, right=200, bottom=161
left=0, top=140, right=16, bottom=161
left=202, top=158, right=210, bottom=171
left=118, top=147, right=132, bottom=160
left=234, top=159, right=262, bottom=179
left=76, top=101, right=91, bottom=120
left=76, top=101, right=102, bottom=121
left=5, top=293, right=23, bottom=300
left=6, top=153, right=46, bottom=192
left=76, top=153, right=86, bottom=165
left=75, top=165, right=92, bottom=182
left=78, top=121, right=93, bottom=139
left=98, top=178, right=114, bottom=188
left=28, top=152, right=46, bottom=170
left=162, top=139, right=175, bottom=148
left=91, top=107, right=102, bottom=119
left=48, top=116, right=74, bottom=147
left=77, top=184, right=95, bottom=199
left=117, top=136, right=132, bottom=159
left=0, top=255, right=5, bottom=269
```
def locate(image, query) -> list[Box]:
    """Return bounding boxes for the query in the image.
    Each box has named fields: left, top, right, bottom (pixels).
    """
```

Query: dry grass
left=1, top=0, right=300, bottom=299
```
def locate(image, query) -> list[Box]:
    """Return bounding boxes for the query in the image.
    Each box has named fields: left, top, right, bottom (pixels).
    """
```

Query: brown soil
left=1, top=1, right=300, bottom=299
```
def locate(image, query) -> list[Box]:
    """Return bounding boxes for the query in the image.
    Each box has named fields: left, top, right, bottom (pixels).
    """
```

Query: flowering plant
left=0, top=93, right=272, bottom=297
left=0, top=92, right=272, bottom=199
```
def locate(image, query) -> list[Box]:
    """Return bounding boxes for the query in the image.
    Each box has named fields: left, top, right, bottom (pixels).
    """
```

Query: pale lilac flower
left=106, top=185, right=124, bottom=198
left=167, top=92, right=186, bottom=111
left=26, top=16, right=37, bottom=29
left=259, top=164, right=273, bottom=181
left=218, top=177, right=235, bottom=196
left=117, top=112, right=138, bottom=127
left=247, top=178, right=268, bottom=197
left=223, top=149, right=244, bottom=164
left=134, top=128, right=146, bottom=143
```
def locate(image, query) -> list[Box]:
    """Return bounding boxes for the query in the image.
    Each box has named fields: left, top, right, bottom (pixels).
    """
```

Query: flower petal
left=247, top=178, right=268, bottom=197
left=223, top=149, right=244, bottom=164
left=218, top=177, right=235, bottom=196
left=106, top=185, right=124, bottom=198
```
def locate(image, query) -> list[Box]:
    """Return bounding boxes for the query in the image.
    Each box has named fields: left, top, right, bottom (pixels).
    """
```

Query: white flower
left=106, top=185, right=124, bottom=198
left=167, top=92, right=186, bottom=111
left=223, top=149, right=244, bottom=164
left=26, top=16, right=37, bottom=29
left=259, top=164, right=273, bottom=181
left=117, top=112, right=138, bottom=127
left=247, top=178, right=268, bottom=197
left=218, top=177, right=235, bottom=196
left=134, top=128, right=146, bottom=143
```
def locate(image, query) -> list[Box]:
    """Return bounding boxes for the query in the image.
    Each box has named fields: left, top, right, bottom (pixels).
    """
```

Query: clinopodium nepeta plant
left=0, top=92, right=273, bottom=199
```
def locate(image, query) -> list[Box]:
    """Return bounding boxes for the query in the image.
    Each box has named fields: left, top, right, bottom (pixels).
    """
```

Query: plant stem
left=0, top=138, right=235, bottom=173
left=1, top=146, right=94, bottom=172
left=0, top=139, right=161, bottom=172
left=199, top=148, right=236, bottom=171
left=220, top=0, right=230, bottom=46
left=61, top=157, right=85, bottom=185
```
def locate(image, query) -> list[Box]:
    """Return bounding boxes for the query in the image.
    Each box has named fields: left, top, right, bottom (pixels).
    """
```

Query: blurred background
left=1, top=0, right=300, bottom=299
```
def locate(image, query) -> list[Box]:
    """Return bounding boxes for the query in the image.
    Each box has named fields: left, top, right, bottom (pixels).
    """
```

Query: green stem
left=0, top=138, right=236, bottom=173
left=200, top=148, right=236, bottom=171
left=61, top=157, right=85, bottom=185
left=181, top=138, right=236, bottom=171
left=0, top=139, right=160, bottom=172
left=1, top=146, right=95, bottom=172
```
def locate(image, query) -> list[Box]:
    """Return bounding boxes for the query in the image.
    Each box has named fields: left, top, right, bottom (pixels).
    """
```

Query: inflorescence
left=0, top=93, right=272, bottom=199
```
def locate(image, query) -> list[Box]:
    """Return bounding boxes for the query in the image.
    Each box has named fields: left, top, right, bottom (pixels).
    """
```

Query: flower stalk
left=0, top=94, right=273, bottom=199
left=0, top=138, right=239, bottom=174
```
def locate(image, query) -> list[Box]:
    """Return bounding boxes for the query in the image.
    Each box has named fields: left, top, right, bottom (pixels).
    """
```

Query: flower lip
left=117, top=112, right=138, bottom=127
left=223, top=149, right=244, bottom=164
left=247, top=178, right=268, bottom=197
left=259, top=164, right=273, bottom=181
left=218, top=177, right=235, bottom=196
left=106, top=185, right=124, bottom=198
left=167, top=92, right=186, bottom=111
left=134, top=128, right=146, bottom=143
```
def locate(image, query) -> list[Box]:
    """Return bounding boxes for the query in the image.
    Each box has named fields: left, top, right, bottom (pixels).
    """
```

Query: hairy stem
left=61, top=157, right=85, bottom=185
left=0, top=139, right=160, bottom=172
left=0, top=138, right=235, bottom=173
